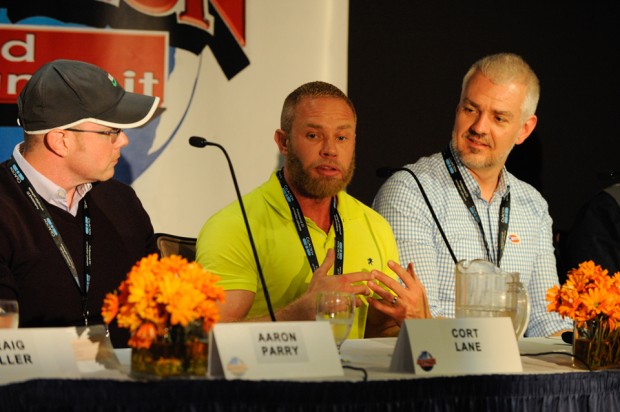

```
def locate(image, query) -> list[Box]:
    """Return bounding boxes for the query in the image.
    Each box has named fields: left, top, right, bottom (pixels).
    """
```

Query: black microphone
left=189, top=136, right=209, bottom=148
left=377, top=166, right=458, bottom=264
left=190, top=136, right=276, bottom=322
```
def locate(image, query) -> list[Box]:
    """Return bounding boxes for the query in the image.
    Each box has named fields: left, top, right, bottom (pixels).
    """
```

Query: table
left=1, top=337, right=619, bottom=411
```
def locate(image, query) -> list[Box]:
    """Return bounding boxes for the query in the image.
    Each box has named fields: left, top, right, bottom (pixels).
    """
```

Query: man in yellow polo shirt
left=196, top=81, right=429, bottom=338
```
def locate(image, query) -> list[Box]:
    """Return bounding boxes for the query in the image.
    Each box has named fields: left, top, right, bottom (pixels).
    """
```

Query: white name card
left=0, top=325, right=119, bottom=384
left=209, top=321, right=343, bottom=380
left=390, top=318, right=522, bottom=375
left=0, top=327, right=78, bottom=384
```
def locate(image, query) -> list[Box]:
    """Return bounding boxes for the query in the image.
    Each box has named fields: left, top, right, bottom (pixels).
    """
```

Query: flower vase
left=131, top=322, right=208, bottom=378
left=572, top=320, right=620, bottom=370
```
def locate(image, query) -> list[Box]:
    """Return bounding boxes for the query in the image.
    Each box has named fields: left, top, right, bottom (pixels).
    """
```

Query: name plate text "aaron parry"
left=209, top=321, right=343, bottom=380
left=390, top=318, right=522, bottom=375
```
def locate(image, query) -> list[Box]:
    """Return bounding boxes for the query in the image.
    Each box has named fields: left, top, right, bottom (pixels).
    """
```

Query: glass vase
left=131, top=321, right=208, bottom=378
left=572, top=319, right=620, bottom=370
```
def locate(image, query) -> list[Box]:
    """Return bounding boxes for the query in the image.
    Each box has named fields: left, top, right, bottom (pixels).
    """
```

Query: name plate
left=0, top=325, right=119, bottom=384
left=390, top=318, right=522, bottom=375
left=209, top=321, right=343, bottom=380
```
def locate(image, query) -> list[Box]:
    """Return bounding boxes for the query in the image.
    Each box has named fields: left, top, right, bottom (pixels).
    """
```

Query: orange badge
left=508, top=233, right=521, bottom=244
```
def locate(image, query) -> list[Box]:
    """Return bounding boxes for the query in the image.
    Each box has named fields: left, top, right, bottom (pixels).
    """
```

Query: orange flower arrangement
left=546, top=260, right=620, bottom=329
left=101, top=253, right=225, bottom=349
left=546, top=260, right=620, bottom=368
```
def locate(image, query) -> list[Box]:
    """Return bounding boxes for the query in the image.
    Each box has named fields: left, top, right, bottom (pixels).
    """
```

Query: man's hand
left=306, top=249, right=373, bottom=296
left=220, top=249, right=376, bottom=323
left=367, top=260, right=431, bottom=325
left=268, top=249, right=374, bottom=321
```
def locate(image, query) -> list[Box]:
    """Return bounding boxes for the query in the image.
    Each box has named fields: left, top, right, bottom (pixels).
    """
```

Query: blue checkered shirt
left=373, top=148, right=572, bottom=337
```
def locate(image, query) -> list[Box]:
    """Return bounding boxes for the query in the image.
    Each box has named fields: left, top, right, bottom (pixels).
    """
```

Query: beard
left=285, top=149, right=355, bottom=199
left=452, top=130, right=512, bottom=171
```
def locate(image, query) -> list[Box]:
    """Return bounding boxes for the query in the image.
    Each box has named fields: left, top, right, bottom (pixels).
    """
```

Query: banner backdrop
left=0, top=0, right=349, bottom=237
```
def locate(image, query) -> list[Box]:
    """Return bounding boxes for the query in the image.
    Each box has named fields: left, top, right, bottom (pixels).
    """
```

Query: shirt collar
left=12, top=143, right=92, bottom=216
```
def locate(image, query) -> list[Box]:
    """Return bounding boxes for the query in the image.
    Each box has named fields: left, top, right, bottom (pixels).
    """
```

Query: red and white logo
left=0, top=25, right=168, bottom=105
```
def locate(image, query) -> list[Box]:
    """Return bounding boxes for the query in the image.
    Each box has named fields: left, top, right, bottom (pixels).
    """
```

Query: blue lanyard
left=442, top=148, right=510, bottom=266
left=8, top=156, right=92, bottom=325
left=276, top=169, right=344, bottom=274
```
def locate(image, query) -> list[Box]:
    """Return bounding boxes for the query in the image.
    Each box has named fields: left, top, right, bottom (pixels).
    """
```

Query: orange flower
left=101, top=293, right=119, bottom=324
left=558, top=293, right=581, bottom=319
left=547, top=260, right=620, bottom=333
left=129, top=322, right=157, bottom=349
left=546, top=285, right=561, bottom=312
left=101, top=254, right=224, bottom=349
left=581, top=288, right=609, bottom=317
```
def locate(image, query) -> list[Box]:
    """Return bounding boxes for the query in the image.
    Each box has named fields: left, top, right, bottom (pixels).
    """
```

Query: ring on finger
left=391, top=295, right=398, bottom=305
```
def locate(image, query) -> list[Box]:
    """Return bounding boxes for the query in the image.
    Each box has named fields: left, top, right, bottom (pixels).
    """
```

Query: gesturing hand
left=366, top=260, right=431, bottom=324
left=307, top=248, right=375, bottom=293
left=303, top=249, right=374, bottom=312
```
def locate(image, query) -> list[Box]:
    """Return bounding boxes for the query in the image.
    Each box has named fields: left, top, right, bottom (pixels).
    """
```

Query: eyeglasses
left=65, top=128, right=123, bottom=143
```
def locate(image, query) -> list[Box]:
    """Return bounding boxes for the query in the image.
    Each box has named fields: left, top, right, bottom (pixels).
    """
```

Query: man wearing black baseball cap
left=0, top=59, right=160, bottom=347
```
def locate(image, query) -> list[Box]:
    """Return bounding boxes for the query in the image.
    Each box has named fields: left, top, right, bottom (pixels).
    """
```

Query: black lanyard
left=442, top=148, right=510, bottom=266
left=8, top=156, right=92, bottom=325
left=276, top=169, right=344, bottom=274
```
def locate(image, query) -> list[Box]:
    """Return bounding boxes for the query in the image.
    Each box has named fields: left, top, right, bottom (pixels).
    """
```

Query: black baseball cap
left=17, top=59, right=160, bottom=134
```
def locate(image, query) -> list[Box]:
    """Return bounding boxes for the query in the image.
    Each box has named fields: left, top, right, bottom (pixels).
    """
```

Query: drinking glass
left=0, top=299, right=19, bottom=329
left=316, top=292, right=355, bottom=356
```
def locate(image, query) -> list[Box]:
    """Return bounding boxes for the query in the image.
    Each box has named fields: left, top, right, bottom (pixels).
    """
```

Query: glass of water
left=0, top=299, right=19, bottom=329
left=316, top=292, right=355, bottom=356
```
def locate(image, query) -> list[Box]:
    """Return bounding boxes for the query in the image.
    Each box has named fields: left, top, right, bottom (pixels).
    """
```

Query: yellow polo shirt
left=196, top=172, right=400, bottom=338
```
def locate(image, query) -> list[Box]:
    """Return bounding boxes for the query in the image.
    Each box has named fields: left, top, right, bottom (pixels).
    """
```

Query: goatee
left=285, top=150, right=355, bottom=199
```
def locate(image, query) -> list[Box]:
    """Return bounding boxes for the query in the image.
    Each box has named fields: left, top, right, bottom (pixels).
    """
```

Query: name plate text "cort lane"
left=390, top=318, right=522, bottom=375
left=209, top=321, right=342, bottom=380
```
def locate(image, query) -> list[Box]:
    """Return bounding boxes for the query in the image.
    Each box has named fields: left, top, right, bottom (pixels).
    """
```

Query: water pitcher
left=455, top=259, right=529, bottom=338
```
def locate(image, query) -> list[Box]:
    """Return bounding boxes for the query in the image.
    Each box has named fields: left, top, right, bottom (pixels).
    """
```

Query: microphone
left=377, top=166, right=458, bottom=264
left=190, top=136, right=276, bottom=322
left=189, top=136, right=209, bottom=148
left=561, top=331, right=573, bottom=344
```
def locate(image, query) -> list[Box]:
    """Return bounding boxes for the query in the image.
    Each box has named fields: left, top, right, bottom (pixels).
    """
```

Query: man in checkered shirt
left=373, top=53, right=571, bottom=337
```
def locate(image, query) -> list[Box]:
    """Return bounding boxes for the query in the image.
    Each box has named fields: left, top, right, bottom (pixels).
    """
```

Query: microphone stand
left=377, top=166, right=458, bottom=264
left=190, top=136, right=276, bottom=321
